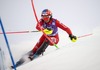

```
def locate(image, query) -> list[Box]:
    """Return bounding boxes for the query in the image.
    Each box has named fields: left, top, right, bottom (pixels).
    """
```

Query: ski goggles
left=42, top=15, right=51, bottom=22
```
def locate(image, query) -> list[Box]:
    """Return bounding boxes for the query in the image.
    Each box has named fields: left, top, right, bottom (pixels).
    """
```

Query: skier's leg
left=31, top=35, right=45, bottom=54
left=35, top=39, right=50, bottom=55
left=49, top=34, right=59, bottom=45
left=29, top=39, right=50, bottom=60
left=28, top=35, right=46, bottom=60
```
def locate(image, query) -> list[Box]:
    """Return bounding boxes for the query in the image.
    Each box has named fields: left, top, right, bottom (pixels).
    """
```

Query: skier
left=29, top=9, right=77, bottom=60
left=11, top=9, right=77, bottom=68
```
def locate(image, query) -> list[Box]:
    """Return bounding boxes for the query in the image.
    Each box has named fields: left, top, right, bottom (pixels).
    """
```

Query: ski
left=10, top=51, right=40, bottom=69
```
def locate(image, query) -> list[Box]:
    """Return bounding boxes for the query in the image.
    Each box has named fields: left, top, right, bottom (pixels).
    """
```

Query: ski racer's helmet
left=41, top=9, right=52, bottom=22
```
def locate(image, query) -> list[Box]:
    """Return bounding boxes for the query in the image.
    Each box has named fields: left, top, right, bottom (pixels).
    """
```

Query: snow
left=15, top=30, right=99, bottom=70
left=5, top=29, right=100, bottom=70
left=0, top=0, right=100, bottom=70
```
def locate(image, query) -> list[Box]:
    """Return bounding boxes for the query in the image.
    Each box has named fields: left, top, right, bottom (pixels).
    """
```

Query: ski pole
left=31, top=0, right=58, bottom=49
left=71, top=33, right=93, bottom=42
left=78, top=33, right=93, bottom=38
left=0, top=30, right=39, bottom=34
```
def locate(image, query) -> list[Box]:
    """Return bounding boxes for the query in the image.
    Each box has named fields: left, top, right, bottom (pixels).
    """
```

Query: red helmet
left=41, top=9, right=52, bottom=22
left=41, top=9, right=52, bottom=16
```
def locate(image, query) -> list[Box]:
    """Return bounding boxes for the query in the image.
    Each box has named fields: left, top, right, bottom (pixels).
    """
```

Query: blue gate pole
left=0, top=18, right=16, bottom=70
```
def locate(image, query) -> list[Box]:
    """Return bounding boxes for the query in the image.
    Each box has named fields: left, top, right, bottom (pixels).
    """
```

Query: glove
left=69, top=34, right=77, bottom=42
left=43, top=28, right=53, bottom=35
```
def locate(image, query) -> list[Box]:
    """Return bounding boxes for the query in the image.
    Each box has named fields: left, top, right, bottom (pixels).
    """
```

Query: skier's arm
left=56, top=20, right=77, bottom=42
left=36, top=19, right=44, bottom=31
left=56, top=20, right=72, bottom=35
left=36, top=20, right=53, bottom=35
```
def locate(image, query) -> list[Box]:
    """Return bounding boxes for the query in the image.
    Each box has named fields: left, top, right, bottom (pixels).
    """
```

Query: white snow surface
left=6, top=29, right=100, bottom=70
left=20, top=32, right=100, bottom=70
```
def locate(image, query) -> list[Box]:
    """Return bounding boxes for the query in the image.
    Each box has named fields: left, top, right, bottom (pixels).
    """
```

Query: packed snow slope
left=13, top=30, right=100, bottom=70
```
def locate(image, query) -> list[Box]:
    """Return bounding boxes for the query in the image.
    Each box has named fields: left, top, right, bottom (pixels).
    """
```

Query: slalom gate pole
left=0, top=30, right=39, bottom=34
left=31, top=0, right=58, bottom=49
left=0, top=18, right=16, bottom=70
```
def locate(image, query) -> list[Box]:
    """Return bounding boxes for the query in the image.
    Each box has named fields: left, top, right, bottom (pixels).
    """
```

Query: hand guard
left=43, top=28, right=53, bottom=35
left=69, top=34, right=77, bottom=42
